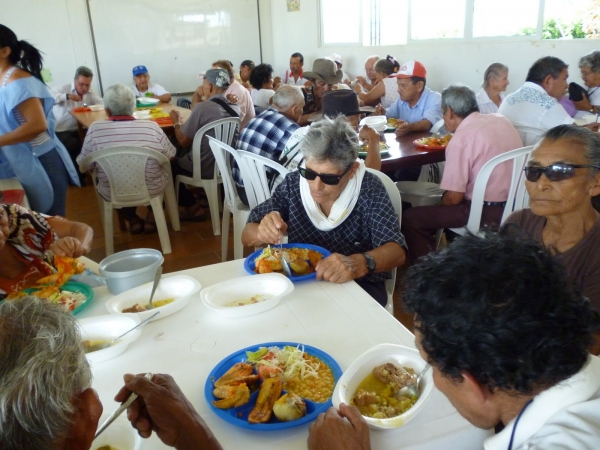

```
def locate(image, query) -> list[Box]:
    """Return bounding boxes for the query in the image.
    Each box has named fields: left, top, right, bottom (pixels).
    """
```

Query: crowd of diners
left=1, top=21, right=600, bottom=450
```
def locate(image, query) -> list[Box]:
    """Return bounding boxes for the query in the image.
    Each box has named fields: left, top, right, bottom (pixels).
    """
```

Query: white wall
left=4, top=0, right=99, bottom=92
left=264, top=0, right=600, bottom=93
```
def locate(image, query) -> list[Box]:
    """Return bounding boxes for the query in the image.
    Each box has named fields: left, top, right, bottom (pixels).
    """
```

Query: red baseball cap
left=391, top=60, right=427, bottom=79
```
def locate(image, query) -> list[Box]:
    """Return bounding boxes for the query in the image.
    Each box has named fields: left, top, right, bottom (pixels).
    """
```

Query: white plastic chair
left=79, top=146, right=181, bottom=255
left=175, top=117, right=240, bottom=236
left=514, top=125, right=546, bottom=147
left=236, top=151, right=289, bottom=209
left=0, top=178, right=30, bottom=208
left=207, top=136, right=250, bottom=261
left=445, top=145, right=533, bottom=237
left=366, top=168, right=402, bottom=315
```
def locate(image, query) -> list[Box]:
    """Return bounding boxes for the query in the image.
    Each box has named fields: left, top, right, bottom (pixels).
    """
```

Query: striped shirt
left=13, top=107, right=52, bottom=147
left=76, top=119, right=176, bottom=200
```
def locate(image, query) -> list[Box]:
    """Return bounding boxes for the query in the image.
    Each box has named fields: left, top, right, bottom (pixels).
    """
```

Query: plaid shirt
left=233, top=108, right=299, bottom=186
left=248, top=171, right=406, bottom=284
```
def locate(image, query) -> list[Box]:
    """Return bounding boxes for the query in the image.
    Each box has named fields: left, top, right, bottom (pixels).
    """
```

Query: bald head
left=365, top=55, right=379, bottom=82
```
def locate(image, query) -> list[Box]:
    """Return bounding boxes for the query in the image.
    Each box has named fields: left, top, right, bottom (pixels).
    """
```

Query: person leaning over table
left=401, top=84, right=522, bottom=262
left=0, top=24, right=80, bottom=217
left=76, top=84, right=176, bottom=234
left=298, top=58, right=343, bottom=126
left=0, top=199, right=93, bottom=300
left=51, top=65, right=103, bottom=183
left=131, top=65, right=171, bottom=103
left=571, top=50, right=600, bottom=114
left=503, top=124, right=600, bottom=354
left=308, top=232, right=600, bottom=450
left=355, top=54, right=379, bottom=93
left=241, top=115, right=406, bottom=307
left=476, top=62, right=509, bottom=114
left=353, top=55, right=401, bottom=108
left=375, top=60, right=442, bottom=138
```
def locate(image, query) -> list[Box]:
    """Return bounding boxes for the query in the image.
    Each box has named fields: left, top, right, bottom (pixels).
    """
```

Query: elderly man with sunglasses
left=401, top=84, right=523, bottom=262
left=505, top=125, right=600, bottom=354
left=242, top=116, right=406, bottom=307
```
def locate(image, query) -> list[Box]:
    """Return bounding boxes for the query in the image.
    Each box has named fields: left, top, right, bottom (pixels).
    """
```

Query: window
left=319, top=0, right=600, bottom=45
left=410, top=0, right=465, bottom=40
left=472, top=0, right=539, bottom=38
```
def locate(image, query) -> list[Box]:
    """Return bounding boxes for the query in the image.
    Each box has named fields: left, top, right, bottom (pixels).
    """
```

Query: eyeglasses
left=523, top=163, right=600, bottom=182
left=298, top=164, right=353, bottom=185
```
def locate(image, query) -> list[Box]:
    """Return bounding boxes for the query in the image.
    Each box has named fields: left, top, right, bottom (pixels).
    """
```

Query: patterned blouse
left=0, top=204, right=58, bottom=299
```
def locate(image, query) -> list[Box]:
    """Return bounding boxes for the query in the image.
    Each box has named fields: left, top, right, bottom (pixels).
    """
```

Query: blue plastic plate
left=23, top=281, right=94, bottom=315
left=243, top=243, right=331, bottom=282
left=205, top=342, right=343, bottom=430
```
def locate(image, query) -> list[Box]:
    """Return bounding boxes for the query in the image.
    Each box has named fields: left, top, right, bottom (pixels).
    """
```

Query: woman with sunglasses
left=242, top=116, right=406, bottom=307
left=505, top=125, right=600, bottom=353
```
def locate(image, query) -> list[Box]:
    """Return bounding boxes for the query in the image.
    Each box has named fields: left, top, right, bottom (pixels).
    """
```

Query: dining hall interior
left=2, top=1, right=600, bottom=449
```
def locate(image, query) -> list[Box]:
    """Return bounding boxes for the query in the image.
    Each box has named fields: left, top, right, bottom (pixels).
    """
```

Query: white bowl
left=99, top=249, right=164, bottom=295
left=574, top=113, right=597, bottom=126
left=137, top=97, right=160, bottom=105
left=133, top=110, right=152, bottom=119
left=92, top=413, right=143, bottom=450
left=78, top=314, right=141, bottom=364
left=105, top=274, right=201, bottom=322
left=360, top=115, right=387, bottom=133
left=200, top=273, right=294, bottom=318
left=332, top=343, right=434, bottom=430
left=88, top=104, right=104, bottom=112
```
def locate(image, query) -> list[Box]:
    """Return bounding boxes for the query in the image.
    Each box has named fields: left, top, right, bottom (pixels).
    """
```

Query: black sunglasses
left=298, top=164, right=353, bottom=185
left=523, top=163, right=600, bottom=182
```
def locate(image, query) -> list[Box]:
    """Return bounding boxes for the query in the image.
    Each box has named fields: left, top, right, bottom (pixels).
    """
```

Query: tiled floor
left=65, top=185, right=413, bottom=331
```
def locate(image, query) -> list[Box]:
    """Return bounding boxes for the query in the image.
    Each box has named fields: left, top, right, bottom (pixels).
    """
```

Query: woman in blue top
left=0, top=24, right=79, bottom=216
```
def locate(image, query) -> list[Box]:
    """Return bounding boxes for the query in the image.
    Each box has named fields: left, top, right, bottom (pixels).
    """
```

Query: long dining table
left=79, top=260, right=492, bottom=449
left=379, top=131, right=446, bottom=175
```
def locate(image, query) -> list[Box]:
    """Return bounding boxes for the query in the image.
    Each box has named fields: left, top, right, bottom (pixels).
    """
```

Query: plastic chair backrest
left=176, top=98, right=192, bottom=109
left=430, top=119, right=445, bottom=134
left=514, top=125, right=546, bottom=146
left=78, top=146, right=169, bottom=206
left=207, top=136, right=244, bottom=212
left=190, top=117, right=241, bottom=182
left=236, top=151, right=289, bottom=209
left=465, top=145, right=533, bottom=233
left=366, top=168, right=402, bottom=226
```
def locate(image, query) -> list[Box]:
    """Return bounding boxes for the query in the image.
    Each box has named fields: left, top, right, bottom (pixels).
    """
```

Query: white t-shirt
left=484, top=356, right=600, bottom=450
left=381, top=78, right=400, bottom=109
left=281, top=70, right=308, bottom=87
left=250, top=89, right=275, bottom=110
left=132, top=83, right=168, bottom=97
left=476, top=89, right=505, bottom=114
left=588, top=87, right=600, bottom=106
left=498, top=82, right=574, bottom=145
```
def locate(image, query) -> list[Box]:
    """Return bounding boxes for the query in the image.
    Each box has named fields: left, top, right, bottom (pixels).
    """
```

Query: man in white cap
left=329, top=53, right=350, bottom=85
left=131, top=65, right=171, bottom=103
left=375, top=60, right=442, bottom=137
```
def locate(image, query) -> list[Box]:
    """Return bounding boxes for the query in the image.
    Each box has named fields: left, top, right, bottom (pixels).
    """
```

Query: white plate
left=78, top=314, right=141, bottom=364
left=137, top=97, right=160, bottom=105
left=92, top=413, right=143, bottom=450
left=133, top=110, right=152, bottom=119
left=105, top=274, right=201, bottom=322
left=574, top=113, right=598, bottom=126
left=200, top=273, right=294, bottom=318
left=332, top=343, right=434, bottom=430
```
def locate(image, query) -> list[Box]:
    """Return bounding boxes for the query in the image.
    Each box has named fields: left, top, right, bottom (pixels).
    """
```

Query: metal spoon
left=277, top=230, right=293, bottom=277
left=84, top=311, right=160, bottom=353
left=396, top=363, right=431, bottom=399
left=146, top=266, right=163, bottom=310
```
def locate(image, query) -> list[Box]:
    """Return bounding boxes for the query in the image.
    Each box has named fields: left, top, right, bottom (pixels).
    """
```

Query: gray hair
left=300, top=115, right=358, bottom=169
left=579, top=50, right=600, bottom=74
left=273, top=85, right=304, bottom=110
left=483, top=62, right=508, bottom=88
left=543, top=125, right=600, bottom=175
left=366, top=55, right=379, bottom=64
left=74, top=66, right=93, bottom=79
left=103, top=83, right=136, bottom=116
left=441, top=84, right=479, bottom=118
left=0, top=297, right=92, bottom=449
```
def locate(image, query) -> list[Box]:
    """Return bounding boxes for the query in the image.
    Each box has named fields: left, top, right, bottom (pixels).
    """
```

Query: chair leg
left=221, top=202, right=231, bottom=261
left=151, top=196, right=172, bottom=254
left=103, top=202, right=114, bottom=256
left=233, top=210, right=244, bottom=260
left=205, top=182, right=221, bottom=236
left=164, top=184, right=181, bottom=231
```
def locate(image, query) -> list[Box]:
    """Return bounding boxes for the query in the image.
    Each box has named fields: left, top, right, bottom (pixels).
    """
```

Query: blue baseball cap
left=132, top=65, right=148, bottom=76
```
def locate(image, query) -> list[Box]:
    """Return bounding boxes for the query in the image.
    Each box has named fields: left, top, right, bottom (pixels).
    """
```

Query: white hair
left=273, top=85, right=304, bottom=110
left=103, top=83, right=136, bottom=116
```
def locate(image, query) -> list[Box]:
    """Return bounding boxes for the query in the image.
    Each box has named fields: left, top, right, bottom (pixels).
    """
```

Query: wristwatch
left=66, top=94, right=70, bottom=100
left=362, top=252, right=376, bottom=273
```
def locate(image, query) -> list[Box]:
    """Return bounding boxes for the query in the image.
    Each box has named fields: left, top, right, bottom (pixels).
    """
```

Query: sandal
left=128, top=216, right=145, bottom=235
left=144, top=211, right=157, bottom=234
left=180, top=204, right=206, bottom=222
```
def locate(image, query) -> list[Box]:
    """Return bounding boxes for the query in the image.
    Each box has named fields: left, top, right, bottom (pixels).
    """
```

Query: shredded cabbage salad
left=246, top=345, right=320, bottom=380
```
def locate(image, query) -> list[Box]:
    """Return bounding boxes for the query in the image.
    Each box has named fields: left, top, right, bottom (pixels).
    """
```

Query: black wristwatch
left=66, top=93, right=69, bottom=100
left=362, top=252, right=376, bottom=273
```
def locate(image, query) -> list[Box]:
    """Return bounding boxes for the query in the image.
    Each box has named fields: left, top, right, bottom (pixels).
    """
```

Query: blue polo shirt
left=385, top=86, right=442, bottom=127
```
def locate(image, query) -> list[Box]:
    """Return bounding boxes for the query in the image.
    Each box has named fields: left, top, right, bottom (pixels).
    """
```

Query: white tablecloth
left=81, top=260, right=491, bottom=449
